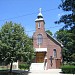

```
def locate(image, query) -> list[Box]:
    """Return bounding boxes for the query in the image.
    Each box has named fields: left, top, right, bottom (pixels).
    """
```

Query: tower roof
left=35, top=8, right=44, bottom=22
left=37, top=8, right=43, bottom=17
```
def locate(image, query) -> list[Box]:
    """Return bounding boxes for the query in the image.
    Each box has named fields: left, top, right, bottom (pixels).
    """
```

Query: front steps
left=30, top=63, right=44, bottom=71
left=29, top=63, right=62, bottom=75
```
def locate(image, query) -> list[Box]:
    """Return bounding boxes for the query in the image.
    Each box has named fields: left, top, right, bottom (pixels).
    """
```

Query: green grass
left=0, top=67, right=8, bottom=70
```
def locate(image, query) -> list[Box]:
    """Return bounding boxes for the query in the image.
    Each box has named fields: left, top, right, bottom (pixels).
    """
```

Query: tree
left=0, top=21, right=34, bottom=72
left=55, top=30, right=73, bottom=63
left=55, top=0, right=75, bottom=63
left=46, top=30, right=53, bottom=36
left=55, top=0, right=75, bottom=28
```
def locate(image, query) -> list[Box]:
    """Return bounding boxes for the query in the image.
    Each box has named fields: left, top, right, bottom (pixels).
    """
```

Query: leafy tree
left=46, top=30, right=53, bottom=36
left=55, top=0, right=75, bottom=63
left=0, top=21, right=34, bottom=72
left=55, top=0, right=75, bottom=28
left=55, top=30, right=74, bottom=63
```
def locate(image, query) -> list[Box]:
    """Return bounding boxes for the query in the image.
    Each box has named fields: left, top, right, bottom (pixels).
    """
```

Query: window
left=38, top=22, right=41, bottom=28
left=37, top=34, right=43, bottom=45
left=53, top=49, right=57, bottom=58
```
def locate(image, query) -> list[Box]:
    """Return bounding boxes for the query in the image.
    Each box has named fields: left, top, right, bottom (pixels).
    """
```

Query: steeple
left=35, top=8, right=44, bottom=22
left=37, top=8, right=43, bottom=18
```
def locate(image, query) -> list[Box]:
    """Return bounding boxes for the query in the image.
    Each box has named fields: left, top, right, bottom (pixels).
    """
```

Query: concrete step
left=28, top=69, right=64, bottom=75
left=30, top=63, right=44, bottom=71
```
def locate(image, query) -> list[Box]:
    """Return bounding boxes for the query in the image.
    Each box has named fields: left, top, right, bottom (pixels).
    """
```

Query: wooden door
left=56, top=59, right=61, bottom=68
left=36, top=52, right=45, bottom=63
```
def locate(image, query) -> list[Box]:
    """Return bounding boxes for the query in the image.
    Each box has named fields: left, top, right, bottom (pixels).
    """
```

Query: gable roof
left=46, top=32, right=63, bottom=47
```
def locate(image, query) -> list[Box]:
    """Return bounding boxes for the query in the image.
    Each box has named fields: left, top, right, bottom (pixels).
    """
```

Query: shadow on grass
left=0, top=70, right=29, bottom=75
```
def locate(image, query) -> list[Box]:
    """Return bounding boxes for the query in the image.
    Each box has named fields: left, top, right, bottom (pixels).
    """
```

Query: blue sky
left=0, top=0, right=64, bottom=37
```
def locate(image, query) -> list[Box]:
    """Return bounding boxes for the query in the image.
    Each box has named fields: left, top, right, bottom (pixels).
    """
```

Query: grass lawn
left=0, top=68, right=8, bottom=70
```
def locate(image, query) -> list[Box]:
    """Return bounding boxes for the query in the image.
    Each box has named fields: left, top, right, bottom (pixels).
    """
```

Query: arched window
left=37, top=34, right=43, bottom=45
left=53, top=49, right=57, bottom=58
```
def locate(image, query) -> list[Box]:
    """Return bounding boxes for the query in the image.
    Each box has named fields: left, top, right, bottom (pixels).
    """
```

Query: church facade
left=33, top=9, right=63, bottom=69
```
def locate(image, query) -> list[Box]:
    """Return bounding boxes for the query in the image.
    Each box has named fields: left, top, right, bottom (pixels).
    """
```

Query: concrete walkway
left=29, top=63, right=74, bottom=75
left=28, top=69, right=74, bottom=75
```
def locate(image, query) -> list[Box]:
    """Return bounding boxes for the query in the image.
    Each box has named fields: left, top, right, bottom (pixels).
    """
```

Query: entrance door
left=36, top=52, right=45, bottom=63
left=56, top=59, right=61, bottom=68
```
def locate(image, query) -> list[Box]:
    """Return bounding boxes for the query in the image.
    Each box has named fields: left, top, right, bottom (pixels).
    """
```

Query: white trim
left=38, top=12, right=43, bottom=17
left=35, top=18, right=44, bottom=21
left=35, top=48, right=47, bottom=52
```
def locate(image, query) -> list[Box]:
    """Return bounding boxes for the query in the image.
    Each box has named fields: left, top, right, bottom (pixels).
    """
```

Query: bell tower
left=33, top=8, right=47, bottom=48
left=33, top=8, right=47, bottom=63
left=35, top=8, right=45, bottom=33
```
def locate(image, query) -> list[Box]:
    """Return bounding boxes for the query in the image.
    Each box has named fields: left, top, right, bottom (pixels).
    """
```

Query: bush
left=61, top=65, right=75, bottom=74
left=19, top=63, right=30, bottom=70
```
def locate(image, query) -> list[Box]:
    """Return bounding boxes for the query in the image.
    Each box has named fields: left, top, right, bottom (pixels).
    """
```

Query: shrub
left=61, top=65, right=75, bottom=74
left=19, top=63, right=30, bottom=70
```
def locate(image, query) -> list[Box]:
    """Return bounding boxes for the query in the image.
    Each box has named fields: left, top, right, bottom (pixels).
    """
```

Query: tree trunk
left=10, top=62, right=13, bottom=73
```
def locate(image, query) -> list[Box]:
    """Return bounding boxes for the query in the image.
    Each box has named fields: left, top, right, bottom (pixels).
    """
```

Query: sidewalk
left=28, top=69, right=74, bottom=75
left=29, top=63, right=74, bottom=75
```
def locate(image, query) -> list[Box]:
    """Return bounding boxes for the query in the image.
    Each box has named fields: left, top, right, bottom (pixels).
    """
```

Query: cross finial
left=39, top=8, right=42, bottom=13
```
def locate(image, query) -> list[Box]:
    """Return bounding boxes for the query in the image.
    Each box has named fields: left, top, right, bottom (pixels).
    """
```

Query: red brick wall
left=33, top=21, right=48, bottom=48
left=46, top=35, right=62, bottom=69
left=33, top=20, right=62, bottom=69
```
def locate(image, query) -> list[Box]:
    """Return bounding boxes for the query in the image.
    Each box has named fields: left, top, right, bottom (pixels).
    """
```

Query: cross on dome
left=38, top=8, right=43, bottom=18
left=35, top=8, right=44, bottom=22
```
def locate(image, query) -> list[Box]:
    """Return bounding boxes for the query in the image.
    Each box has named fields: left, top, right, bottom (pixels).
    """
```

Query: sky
left=0, top=0, right=65, bottom=37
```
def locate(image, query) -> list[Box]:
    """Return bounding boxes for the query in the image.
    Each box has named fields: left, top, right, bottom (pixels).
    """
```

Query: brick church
left=33, top=9, right=63, bottom=69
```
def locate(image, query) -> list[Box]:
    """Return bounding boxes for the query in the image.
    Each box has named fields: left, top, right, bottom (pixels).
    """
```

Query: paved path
left=28, top=69, right=74, bottom=75
left=29, top=63, right=74, bottom=75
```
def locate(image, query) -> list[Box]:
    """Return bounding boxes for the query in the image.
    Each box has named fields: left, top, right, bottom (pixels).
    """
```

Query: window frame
left=37, top=34, right=43, bottom=45
left=53, top=49, right=57, bottom=58
left=38, top=22, right=41, bottom=29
